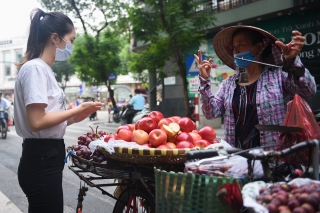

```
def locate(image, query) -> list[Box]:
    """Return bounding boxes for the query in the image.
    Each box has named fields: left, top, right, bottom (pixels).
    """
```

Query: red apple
left=141, top=143, right=152, bottom=148
left=137, top=117, right=157, bottom=133
left=127, top=124, right=135, bottom=131
left=157, top=118, right=173, bottom=129
left=157, top=144, right=171, bottom=149
left=189, top=132, right=202, bottom=145
left=167, top=135, right=177, bottom=143
left=131, top=130, right=149, bottom=145
left=166, top=142, right=176, bottom=149
left=169, top=116, right=181, bottom=123
left=176, top=141, right=195, bottom=149
left=104, top=134, right=118, bottom=142
left=116, top=125, right=132, bottom=134
left=148, top=111, right=164, bottom=124
left=117, top=129, right=133, bottom=142
left=178, top=117, right=196, bottom=133
left=194, top=139, right=211, bottom=149
left=135, top=120, right=140, bottom=130
left=176, top=132, right=193, bottom=144
left=198, top=126, right=216, bottom=143
left=148, top=129, right=167, bottom=147
left=192, top=130, right=199, bottom=133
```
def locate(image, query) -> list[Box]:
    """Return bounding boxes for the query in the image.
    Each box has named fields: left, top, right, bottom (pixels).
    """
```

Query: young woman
left=195, top=26, right=316, bottom=150
left=14, top=8, right=102, bottom=213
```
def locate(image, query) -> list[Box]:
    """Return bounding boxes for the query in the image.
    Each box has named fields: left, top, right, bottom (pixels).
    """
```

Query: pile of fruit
left=257, top=182, right=320, bottom=213
left=74, top=126, right=108, bottom=162
left=104, top=111, right=219, bottom=149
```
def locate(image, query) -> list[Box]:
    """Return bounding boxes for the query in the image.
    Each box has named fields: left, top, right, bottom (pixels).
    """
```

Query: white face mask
left=55, top=37, right=74, bottom=61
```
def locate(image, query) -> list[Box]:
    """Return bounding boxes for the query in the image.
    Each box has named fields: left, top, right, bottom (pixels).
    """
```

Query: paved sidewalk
left=0, top=191, right=22, bottom=213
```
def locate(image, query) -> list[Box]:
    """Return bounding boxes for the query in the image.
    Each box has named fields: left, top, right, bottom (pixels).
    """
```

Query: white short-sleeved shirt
left=14, top=58, right=67, bottom=139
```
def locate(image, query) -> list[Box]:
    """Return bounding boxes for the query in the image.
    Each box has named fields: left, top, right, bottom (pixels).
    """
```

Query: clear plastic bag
left=185, top=154, right=263, bottom=179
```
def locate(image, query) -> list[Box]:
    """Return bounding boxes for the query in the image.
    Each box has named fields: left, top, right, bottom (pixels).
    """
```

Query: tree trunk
left=158, top=0, right=190, bottom=117
left=106, top=83, right=117, bottom=109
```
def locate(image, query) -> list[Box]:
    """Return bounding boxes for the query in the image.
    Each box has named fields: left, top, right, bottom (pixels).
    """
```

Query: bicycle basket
left=154, top=167, right=247, bottom=213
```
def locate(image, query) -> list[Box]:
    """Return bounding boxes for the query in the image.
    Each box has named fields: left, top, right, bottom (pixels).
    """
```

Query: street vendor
left=194, top=26, right=316, bottom=150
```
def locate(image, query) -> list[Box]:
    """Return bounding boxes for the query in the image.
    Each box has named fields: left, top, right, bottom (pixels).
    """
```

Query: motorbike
left=112, top=105, right=150, bottom=125
left=0, top=107, right=8, bottom=139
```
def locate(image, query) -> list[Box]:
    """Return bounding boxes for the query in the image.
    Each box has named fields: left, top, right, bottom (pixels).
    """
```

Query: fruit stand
left=68, top=110, right=320, bottom=213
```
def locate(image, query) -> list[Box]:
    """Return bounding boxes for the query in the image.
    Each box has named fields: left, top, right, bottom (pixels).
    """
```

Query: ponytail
left=16, top=8, right=74, bottom=66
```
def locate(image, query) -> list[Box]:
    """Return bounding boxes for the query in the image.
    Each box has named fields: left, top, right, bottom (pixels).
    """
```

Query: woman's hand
left=71, top=101, right=103, bottom=123
left=194, top=50, right=213, bottom=79
left=275, top=30, right=305, bottom=60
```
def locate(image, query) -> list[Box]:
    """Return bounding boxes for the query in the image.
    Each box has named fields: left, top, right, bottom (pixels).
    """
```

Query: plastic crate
left=154, top=167, right=247, bottom=213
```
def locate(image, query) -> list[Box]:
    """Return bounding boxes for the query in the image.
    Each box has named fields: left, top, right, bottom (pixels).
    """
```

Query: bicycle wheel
left=113, top=112, right=121, bottom=123
left=113, top=187, right=155, bottom=213
left=1, top=122, right=7, bottom=139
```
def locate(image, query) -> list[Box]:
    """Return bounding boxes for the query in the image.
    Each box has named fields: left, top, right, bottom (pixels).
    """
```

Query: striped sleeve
left=282, top=56, right=316, bottom=99
left=198, top=75, right=226, bottom=119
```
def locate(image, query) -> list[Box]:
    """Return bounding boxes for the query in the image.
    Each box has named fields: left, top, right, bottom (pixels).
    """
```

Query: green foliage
left=51, top=60, right=75, bottom=90
left=69, top=31, right=121, bottom=86
left=129, top=0, right=216, bottom=69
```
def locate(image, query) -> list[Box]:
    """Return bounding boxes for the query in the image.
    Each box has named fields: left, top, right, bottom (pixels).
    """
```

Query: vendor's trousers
left=18, top=138, right=65, bottom=213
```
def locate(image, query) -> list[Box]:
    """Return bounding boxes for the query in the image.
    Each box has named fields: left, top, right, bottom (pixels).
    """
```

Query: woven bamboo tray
left=71, top=154, right=154, bottom=180
left=154, top=167, right=247, bottom=213
left=99, top=146, right=198, bottom=165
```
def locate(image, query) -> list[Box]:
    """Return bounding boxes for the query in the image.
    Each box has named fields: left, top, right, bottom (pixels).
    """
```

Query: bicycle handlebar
left=186, top=139, right=319, bottom=161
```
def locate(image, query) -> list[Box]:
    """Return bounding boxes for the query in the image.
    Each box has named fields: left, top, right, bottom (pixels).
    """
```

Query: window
left=3, top=52, right=11, bottom=76
left=15, top=50, right=23, bottom=63
left=5, top=65, right=11, bottom=76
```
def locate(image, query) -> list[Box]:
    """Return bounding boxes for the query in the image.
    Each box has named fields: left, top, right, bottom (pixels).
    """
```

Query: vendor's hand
left=194, top=50, right=213, bottom=79
left=275, top=30, right=305, bottom=60
left=72, top=102, right=103, bottom=123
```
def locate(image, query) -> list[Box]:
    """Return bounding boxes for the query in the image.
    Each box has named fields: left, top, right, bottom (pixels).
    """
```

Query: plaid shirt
left=199, top=56, right=316, bottom=149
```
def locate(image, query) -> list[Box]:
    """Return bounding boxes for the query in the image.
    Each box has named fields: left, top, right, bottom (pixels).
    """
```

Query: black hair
left=232, top=28, right=272, bottom=60
left=17, top=8, right=74, bottom=66
left=134, top=89, right=140, bottom=94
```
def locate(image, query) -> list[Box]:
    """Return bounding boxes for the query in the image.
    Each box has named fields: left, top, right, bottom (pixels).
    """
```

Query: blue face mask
left=233, top=46, right=258, bottom=69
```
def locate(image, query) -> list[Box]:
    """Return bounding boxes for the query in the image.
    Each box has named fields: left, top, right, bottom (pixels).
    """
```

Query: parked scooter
left=0, top=107, right=8, bottom=139
left=112, top=105, right=150, bottom=125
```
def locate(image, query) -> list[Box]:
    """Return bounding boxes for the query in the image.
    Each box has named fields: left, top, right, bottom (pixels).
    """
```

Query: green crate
left=154, top=167, right=246, bottom=213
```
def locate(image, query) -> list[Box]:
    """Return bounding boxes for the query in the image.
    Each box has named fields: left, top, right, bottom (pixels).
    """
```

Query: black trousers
left=18, top=138, right=65, bottom=213
left=124, top=109, right=141, bottom=124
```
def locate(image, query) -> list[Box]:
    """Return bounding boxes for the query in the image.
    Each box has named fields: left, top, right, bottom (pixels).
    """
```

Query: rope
left=219, top=183, right=243, bottom=213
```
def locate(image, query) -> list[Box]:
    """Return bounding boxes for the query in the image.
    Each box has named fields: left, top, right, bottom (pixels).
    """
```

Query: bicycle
left=186, top=139, right=319, bottom=182
left=185, top=139, right=319, bottom=213
left=0, top=107, right=8, bottom=139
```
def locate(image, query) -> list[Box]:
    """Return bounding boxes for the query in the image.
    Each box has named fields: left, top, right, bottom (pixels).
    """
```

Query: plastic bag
left=184, top=155, right=263, bottom=179
left=276, top=94, right=320, bottom=165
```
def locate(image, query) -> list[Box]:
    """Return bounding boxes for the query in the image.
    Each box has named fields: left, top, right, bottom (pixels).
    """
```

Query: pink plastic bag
left=276, top=94, right=320, bottom=165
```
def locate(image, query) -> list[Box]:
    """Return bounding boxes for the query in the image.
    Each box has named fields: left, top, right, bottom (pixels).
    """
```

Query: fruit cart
left=67, top=138, right=193, bottom=213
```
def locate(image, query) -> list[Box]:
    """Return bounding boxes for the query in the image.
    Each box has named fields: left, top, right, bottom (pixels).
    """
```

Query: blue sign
left=108, top=72, right=117, bottom=80
left=186, top=55, right=205, bottom=76
left=79, top=88, right=83, bottom=95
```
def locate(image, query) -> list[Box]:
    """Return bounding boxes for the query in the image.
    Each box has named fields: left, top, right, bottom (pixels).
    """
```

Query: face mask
left=55, top=37, right=74, bottom=61
left=233, top=45, right=258, bottom=69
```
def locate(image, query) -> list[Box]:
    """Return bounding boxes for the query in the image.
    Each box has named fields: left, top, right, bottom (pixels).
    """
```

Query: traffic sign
left=108, top=72, right=116, bottom=80
left=186, top=55, right=205, bottom=76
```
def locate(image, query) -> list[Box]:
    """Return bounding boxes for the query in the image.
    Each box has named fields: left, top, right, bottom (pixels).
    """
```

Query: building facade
left=132, top=0, right=320, bottom=128
left=0, top=36, right=27, bottom=100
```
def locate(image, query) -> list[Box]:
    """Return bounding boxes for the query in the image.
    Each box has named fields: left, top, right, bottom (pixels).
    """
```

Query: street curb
left=0, top=191, right=22, bottom=213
